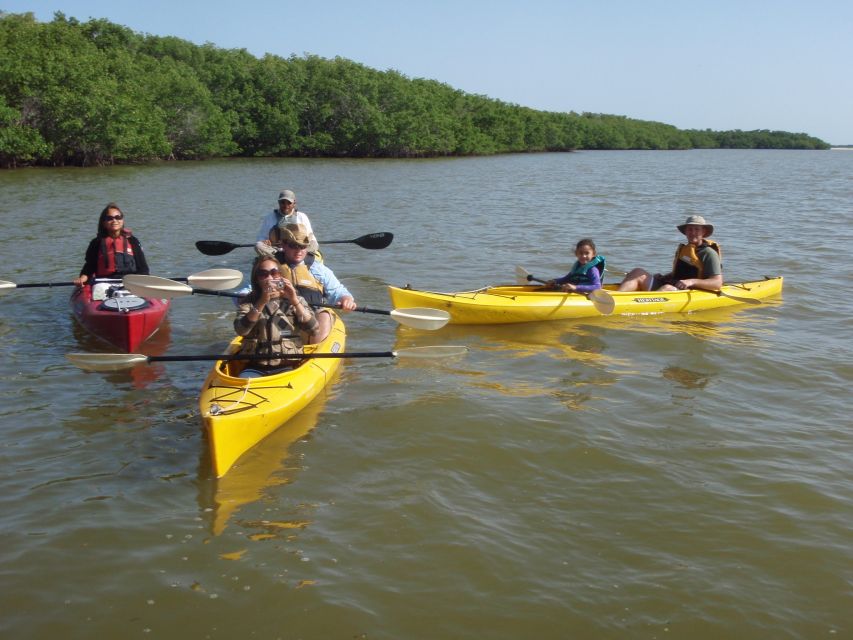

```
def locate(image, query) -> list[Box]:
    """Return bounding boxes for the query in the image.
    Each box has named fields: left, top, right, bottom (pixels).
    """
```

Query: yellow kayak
left=198, top=312, right=346, bottom=477
left=388, top=277, right=783, bottom=325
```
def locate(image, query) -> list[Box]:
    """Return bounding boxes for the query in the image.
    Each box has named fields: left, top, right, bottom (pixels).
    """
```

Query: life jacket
left=671, top=241, right=721, bottom=280
left=280, top=256, right=325, bottom=306
left=564, top=255, right=606, bottom=285
left=96, top=231, right=137, bottom=277
left=238, top=301, right=304, bottom=368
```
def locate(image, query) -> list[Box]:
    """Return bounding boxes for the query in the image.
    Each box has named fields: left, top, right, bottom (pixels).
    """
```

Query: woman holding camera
left=234, top=257, right=319, bottom=373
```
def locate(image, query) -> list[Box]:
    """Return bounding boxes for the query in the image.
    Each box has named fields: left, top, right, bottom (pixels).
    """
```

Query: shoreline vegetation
left=0, top=12, right=831, bottom=169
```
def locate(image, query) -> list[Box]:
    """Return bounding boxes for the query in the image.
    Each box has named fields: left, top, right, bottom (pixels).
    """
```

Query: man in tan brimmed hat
left=255, top=189, right=319, bottom=253
left=618, top=215, right=722, bottom=292
left=271, top=223, right=357, bottom=342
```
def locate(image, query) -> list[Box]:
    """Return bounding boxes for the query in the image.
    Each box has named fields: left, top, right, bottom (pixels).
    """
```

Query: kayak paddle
left=67, top=345, right=468, bottom=372
left=712, top=289, right=762, bottom=305
left=195, top=232, right=393, bottom=256
left=122, top=274, right=451, bottom=330
left=0, top=268, right=242, bottom=295
left=514, top=266, right=616, bottom=315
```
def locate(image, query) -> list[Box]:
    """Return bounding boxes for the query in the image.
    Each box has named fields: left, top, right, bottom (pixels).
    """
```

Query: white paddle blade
left=394, top=345, right=468, bottom=359
left=515, top=265, right=533, bottom=285
left=390, top=307, right=451, bottom=330
left=186, top=268, right=244, bottom=290
left=0, top=280, right=17, bottom=295
left=66, top=352, right=148, bottom=371
left=588, top=289, right=616, bottom=315
left=123, top=275, right=194, bottom=298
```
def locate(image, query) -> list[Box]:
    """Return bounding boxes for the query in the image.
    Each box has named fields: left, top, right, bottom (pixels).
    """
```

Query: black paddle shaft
left=188, top=288, right=392, bottom=315
left=148, top=352, right=395, bottom=363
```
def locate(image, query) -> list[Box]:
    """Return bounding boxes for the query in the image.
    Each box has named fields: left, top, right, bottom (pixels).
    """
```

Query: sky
left=4, top=0, right=852, bottom=144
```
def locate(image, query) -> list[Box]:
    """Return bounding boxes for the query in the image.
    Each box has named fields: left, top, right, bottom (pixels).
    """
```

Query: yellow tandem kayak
left=388, top=277, right=783, bottom=325
left=198, top=312, right=346, bottom=477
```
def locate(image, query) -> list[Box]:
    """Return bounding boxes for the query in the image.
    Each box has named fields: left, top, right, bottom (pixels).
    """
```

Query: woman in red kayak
left=73, top=203, right=150, bottom=286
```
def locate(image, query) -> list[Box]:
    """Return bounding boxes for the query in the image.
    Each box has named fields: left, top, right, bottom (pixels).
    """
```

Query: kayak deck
left=198, top=312, right=346, bottom=478
left=388, top=277, right=783, bottom=325
left=70, top=283, right=171, bottom=351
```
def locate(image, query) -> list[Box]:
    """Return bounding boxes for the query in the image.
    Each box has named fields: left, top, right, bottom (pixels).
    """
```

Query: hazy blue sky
left=5, top=0, right=852, bottom=144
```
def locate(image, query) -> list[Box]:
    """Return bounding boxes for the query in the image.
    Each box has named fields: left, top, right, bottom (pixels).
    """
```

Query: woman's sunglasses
left=104, top=214, right=124, bottom=221
left=256, top=268, right=281, bottom=278
left=286, top=242, right=307, bottom=250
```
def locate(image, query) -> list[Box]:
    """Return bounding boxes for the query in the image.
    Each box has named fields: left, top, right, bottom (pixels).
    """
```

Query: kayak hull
left=198, top=312, right=346, bottom=478
left=388, top=277, right=783, bottom=325
left=70, top=284, right=171, bottom=351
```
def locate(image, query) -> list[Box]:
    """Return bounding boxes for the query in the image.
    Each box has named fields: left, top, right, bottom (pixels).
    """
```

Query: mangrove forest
left=0, top=11, right=830, bottom=168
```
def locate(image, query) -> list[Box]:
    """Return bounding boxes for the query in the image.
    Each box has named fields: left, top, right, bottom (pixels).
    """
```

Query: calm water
left=0, top=150, right=851, bottom=639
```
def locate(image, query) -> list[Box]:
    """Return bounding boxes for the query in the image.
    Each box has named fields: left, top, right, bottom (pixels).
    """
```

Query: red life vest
left=96, top=231, right=137, bottom=277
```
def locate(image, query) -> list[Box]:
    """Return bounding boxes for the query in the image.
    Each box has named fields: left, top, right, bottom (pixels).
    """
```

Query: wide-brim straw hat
left=277, top=222, right=310, bottom=247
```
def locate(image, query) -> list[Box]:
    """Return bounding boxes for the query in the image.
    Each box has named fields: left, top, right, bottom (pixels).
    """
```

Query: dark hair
left=246, top=256, right=283, bottom=304
left=576, top=238, right=596, bottom=252
left=96, top=202, right=125, bottom=237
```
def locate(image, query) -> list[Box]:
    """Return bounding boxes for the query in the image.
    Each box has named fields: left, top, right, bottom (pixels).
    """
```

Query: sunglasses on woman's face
left=256, top=268, right=281, bottom=278
left=286, top=242, right=307, bottom=250
left=104, top=214, right=123, bottom=221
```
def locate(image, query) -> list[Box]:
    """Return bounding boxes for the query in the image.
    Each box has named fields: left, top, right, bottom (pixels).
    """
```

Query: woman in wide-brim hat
left=617, top=215, right=722, bottom=292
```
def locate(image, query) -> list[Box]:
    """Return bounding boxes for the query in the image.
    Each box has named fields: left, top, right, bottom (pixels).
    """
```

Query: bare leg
left=309, top=309, right=333, bottom=344
left=618, top=268, right=654, bottom=292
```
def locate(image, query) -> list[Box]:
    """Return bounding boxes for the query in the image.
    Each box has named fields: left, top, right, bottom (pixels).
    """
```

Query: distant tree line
left=0, top=12, right=830, bottom=168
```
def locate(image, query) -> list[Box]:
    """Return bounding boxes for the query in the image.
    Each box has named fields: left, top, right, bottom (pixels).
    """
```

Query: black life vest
left=671, top=241, right=721, bottom=280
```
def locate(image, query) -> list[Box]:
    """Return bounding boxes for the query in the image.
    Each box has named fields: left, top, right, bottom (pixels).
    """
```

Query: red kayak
left=70, top=281, right=170, bottom=352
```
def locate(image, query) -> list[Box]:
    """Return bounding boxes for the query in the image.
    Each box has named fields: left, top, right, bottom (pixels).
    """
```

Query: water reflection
left=196, top=391, right=332, bottom=536
left=396, top=320, right=617, bottom=364
left=583, top=303, right=780, bottom=345
left=662, top=365, right=714, bottom=389
left=70, top=317, right=173, bottom=388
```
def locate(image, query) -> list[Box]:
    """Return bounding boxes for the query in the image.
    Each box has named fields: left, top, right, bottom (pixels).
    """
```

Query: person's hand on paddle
left=73, top=275, right=88, bottom=287
left=254, top=240, right=277, bottom=258
left=336, top=295, right=357, bottom=312
left=673, top=279, right=692, bottom=290
left=544, top=279, right=576, bottom=292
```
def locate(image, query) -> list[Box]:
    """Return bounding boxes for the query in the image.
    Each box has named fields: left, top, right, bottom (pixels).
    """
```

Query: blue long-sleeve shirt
left=553, top=262, right=602, bottom=294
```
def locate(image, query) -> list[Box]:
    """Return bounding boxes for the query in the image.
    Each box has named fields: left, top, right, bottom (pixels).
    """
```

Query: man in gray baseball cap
left=255, top=189, right=319, bottom=253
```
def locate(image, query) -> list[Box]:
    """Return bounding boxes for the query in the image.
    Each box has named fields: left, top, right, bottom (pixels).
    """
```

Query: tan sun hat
left=677, top=215, right=714, bottom=236
left=277, top=222, right=310, bottom=248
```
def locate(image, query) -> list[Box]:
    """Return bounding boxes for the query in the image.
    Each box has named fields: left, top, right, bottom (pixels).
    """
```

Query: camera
left=274, top=278, right=286, bottom=290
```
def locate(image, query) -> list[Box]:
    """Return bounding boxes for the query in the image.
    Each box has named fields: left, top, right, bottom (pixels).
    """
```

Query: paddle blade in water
left=66, top=352, right=148, bottom=371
